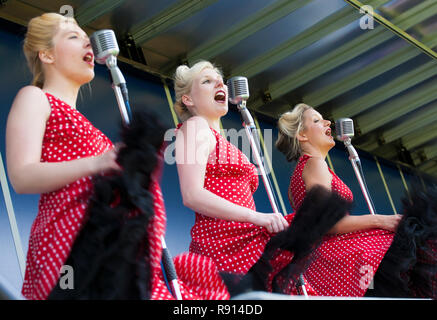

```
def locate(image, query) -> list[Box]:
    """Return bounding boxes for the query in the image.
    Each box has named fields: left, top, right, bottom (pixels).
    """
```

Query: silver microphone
left=227, top=76, right=254, bottom=130
left=227, top=76, right=250, bottom=105
left=90, top=29, right=119, bottom=65
left=335, top=118, right=354, bottom=142
left=90, top=29, right=131, bottom=124
left=90, top=29, right=126, bottom=87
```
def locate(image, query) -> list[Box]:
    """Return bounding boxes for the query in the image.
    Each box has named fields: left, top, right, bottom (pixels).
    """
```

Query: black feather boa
left=48, top=110, right=168, bottom=300
left=368, top=186, right=437, bottom=298
left=224, top=185, right=437, bottom=298
left=222, top=186, right=352, bottom=295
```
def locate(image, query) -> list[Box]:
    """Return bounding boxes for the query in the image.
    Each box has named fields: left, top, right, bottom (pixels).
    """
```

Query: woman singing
left=7, top=13, right=229, bottom=300
left=273, top=103, right=437, bottom=298
left=6, top=13, right=119, bottom=299
left=173, top=60, right=321, bottom=295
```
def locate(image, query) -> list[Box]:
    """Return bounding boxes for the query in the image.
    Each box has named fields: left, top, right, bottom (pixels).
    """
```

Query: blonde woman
left=7, top=14, right=230, bottom=301
left=275, top=103, right=437, bottom=298
left=6, top=13, right=120, bottom=300
left=172, top=61, right=324, bottom=295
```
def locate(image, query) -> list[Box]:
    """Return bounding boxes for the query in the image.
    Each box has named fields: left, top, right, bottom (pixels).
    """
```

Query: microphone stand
left=238, top=100, right=280, bottom=214
left=237, top=101, right=309, bottom=299
left=106, top=59, right=182, bottom=300
left=343, top=138, right=376, bottom=215
left=105, top=55, right=132, bottom=125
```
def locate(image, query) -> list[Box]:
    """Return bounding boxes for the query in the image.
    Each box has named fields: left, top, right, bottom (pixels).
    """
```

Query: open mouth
left=325, top=128, right=332, bottom=137
left=83, top=52, right=94, bottom=65
left=214, top=90, right=226, bottom=103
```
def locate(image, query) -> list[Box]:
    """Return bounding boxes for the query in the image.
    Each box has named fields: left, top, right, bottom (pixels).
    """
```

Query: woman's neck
left=302, top=145, right=328, bottom=160
left=42, top=73, right=81, bottom=109
left=203, top=117, right=221, bottom=132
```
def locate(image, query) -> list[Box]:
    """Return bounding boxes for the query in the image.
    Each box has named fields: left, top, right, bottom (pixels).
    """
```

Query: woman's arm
left=6, top=86, right=120, bottom=194
left=302, top=157, right=401, bottom=234
left=176, top=116, right=288, bottom=233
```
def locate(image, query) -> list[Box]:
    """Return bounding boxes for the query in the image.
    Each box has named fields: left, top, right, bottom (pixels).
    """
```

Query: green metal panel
left=331, top=37, right=437, bottom=119
left=187, top=0, right=312, bottom=65
left=345, top=0, right=437, bottom=60
left=356, top=78, right=437, bottom=135
left=230, top=0, right=391, bottom=79
left=360, top=102, right=437, bottom=151
left=379, top=102, right=437, bottom=146
left=254, top=0, right=437, bottom=110
left=307, top=34, right=437, bottom=108
left=131, top=0, right=218, bottom=45
left=403, top=121, right=437, bottom=151
left=75, top=0, right=126, bottom=26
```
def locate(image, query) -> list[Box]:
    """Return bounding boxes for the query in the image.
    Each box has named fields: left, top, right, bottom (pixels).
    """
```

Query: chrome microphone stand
left=238, top=100, right=280, bottom=214
left=236, top=100, right=309, bottom=299
left=108, top=68, right=182, bottom=301
left=105, top=55, right=131, bottom=126
left=343, top=137, right=376, bottom=215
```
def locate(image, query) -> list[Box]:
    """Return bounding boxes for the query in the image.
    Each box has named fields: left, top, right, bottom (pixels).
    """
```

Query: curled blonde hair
left=173, top=60, right=223, bottom=122
left=276, top=103, right=313, bottom=162
left=23, top=13, right=77, bottom=88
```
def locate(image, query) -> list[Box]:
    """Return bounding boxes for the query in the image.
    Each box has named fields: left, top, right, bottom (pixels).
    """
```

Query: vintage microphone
left=90, top=30, right=182, bottom=300
left=227, top=76, right=308, bottom=299
left=335, top=118, right=376, bottom=215
left=90, top=29, right=132, bottom=125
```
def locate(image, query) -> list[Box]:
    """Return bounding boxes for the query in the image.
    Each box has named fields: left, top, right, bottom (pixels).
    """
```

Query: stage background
left=1, top=18, right=435, bottom=292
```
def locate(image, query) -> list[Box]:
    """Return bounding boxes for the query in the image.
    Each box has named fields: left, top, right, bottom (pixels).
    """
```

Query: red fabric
left=147, top=169, right=229, bottom=300
left=179, top=125, right=317, bottom=295
left=22, top=93, right=113, bottom=299
left=289, top=154, right=394, bottom=296
left=22, top=93, right=228, bottom=300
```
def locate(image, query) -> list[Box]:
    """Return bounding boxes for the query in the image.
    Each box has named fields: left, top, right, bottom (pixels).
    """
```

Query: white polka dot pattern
left=22, top=93, right=113, bottom=300
left=147, top=168, right=229, bottom=300
left=289, top=155, right=395, bottom=296
left=174, top=125, right=309, bottom=294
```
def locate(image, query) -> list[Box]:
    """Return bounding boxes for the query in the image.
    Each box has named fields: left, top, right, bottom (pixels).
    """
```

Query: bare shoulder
left=304, top=156, right=329, bottom=171
left=11, top=86, right=51, bottom=118
left=178, top=116, right=215, bottom=140
left=181, top=116, right=210, bottom=130
left=302, top=156, right=331, bottom=188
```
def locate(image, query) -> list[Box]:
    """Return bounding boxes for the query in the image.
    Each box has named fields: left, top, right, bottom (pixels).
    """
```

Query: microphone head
left=335, top=118, right=354, bottom=141
left=227, top=76, right=249, bottom=105
left=90, top=29, right=119, bottom=65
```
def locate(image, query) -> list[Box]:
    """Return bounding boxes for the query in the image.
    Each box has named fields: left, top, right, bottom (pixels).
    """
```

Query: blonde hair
left=276, top=103, right=313, bottom=162
left=173, top=60, right=223, bottom=122
left=23, top=13, right=77, bottom=88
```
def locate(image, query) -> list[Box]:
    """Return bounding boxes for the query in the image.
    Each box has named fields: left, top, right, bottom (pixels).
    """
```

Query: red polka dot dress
left=289, top=154, right=395, bottom=297
left=148, top=174, right=230, bottom=300
left=22, top=92, right=113, bottom=300
left=146, top=151, right=229, bottom=300
left=181, top=125, right=316, bottom=294
left=22, top=94, right=228, bottom=300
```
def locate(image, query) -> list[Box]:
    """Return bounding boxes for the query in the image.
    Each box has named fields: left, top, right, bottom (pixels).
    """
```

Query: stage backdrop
left=0, top=18, right=434, bottom=292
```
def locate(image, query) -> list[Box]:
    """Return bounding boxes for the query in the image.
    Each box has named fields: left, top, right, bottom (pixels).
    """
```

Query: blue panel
left=327, top=146, right=368, bottom=214
left=359, top=156, right=394, bottom=216
left=377, top=159, right=407, bottom=214
left=326, top=146, right=394, bottom=216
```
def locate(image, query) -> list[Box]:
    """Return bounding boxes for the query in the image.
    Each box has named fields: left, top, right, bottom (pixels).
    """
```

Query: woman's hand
left=251, top=212, right=289, bottom=234
left=92, top=144, right=122, bottom=174
left=374, top=214, right=402, bottom=232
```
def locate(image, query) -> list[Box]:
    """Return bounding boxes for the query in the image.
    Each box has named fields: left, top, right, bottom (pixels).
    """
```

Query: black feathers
left=48, top=110, right=168, bottom=300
